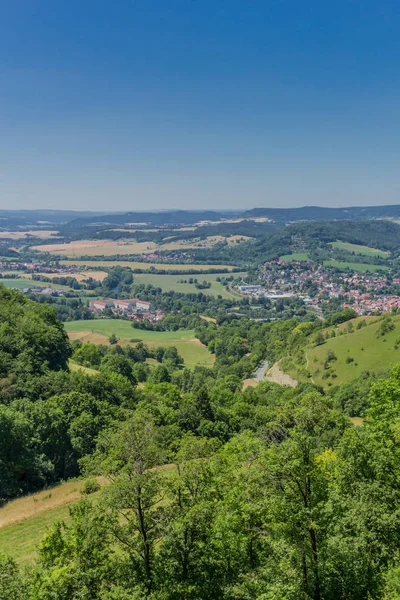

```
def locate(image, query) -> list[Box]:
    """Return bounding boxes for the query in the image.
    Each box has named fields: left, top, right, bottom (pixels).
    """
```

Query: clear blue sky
left=1, top=1, right=400, bottom=211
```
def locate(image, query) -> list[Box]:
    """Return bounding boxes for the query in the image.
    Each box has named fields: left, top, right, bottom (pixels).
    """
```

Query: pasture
left=0, top=278, right=72, bottom=290
left=0, top=478, right=105, bottom=564
left=64, top=320, right=215, bottom=368
left=287, top=314, right=400, bottom=388
left=324, top=259, right=389, bottom=272
left=131, top=272, right=245, bottom=299
left=279, top=253, right=310, bottom=262
left=59, top=259, right=237, bottom=271
left=331, top=241, right=389, bottom=257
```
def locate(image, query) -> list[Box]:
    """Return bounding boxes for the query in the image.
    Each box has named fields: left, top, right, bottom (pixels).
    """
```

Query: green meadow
left=0, top=278, right=72, bottom=290
left=64, top=320, right=214, bottom=368
left=279, top=253, right=310, bottom=262
left=131, top=272, right=245, bottom=299
left=331, top=240, right=389, bottom=257
left=286, top=315, right=400, bottom=388
left=323, top=259, right=389, bottom=272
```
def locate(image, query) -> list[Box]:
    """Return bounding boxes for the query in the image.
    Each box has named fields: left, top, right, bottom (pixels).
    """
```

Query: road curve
left=254, top=359, right=270, bottom=382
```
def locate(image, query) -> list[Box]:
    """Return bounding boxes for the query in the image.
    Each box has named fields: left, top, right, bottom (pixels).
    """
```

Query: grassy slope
left=0, top=278, right=72, bottom=290
left=279, top=253, right=310, bottom=261
left=331, top=241, right=389, bottom=257
left=0, top=479, right=104, bottom=564
left=323, top=259, right=389, bottom=272
left=65, top=320, right=214, bottom=368
left=288, top=315, right=400, bottom=387
left=0, top=468, right=175, bottom=565
left=68, top=360, right=98, bottom=375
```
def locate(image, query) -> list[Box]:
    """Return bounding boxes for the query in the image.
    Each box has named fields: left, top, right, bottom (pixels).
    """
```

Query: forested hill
left=244, top=204, right=400, bottom=222
left=185, top=218, right=400, bottom=265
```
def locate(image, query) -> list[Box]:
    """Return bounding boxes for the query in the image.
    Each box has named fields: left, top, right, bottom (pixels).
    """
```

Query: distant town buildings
left=89, top=297, right=163, bottom=323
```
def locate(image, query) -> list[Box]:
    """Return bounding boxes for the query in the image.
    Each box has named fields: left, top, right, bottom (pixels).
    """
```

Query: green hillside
left=331, top=241, right=389, bottom=257
left=323, top=259, right=389, bottom=272
left=285, top=314, right=400, bottom=387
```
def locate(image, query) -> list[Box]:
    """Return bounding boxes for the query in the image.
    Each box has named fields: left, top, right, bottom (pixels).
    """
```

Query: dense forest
left=2, top=286, right=400, bottom=598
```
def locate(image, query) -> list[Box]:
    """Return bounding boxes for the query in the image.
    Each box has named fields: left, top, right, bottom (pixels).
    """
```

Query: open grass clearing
left=65, top=320, right=215, bottom=368
left=68, top=359, right=99, bottom=375
left=59, top=259, right=237, bottom=272
left=0, top=278, right=72, bottom=290
left=287, top=314, right=400, bottom=388
left=0, top=478, right=106, bottom=564
left=279, top=253, right=311, bottom=262
left=131, top=272, right=245, bottom=299
left=331, top=241, right=389, bottom=257
left=324, top=259, right=389, bottom=272
left=0, top=465, right=177, bottom=565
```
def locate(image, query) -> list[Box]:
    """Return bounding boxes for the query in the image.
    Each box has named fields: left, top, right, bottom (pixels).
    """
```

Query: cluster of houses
left=89, top=298, right=165, bottom=323
left=239, top=260, right=400, bottom=316
left=21, top=286, right=66, bottom=296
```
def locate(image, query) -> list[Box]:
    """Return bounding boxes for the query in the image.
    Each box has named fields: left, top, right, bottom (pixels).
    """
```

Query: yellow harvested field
left=68, top=330, right=110, bottom=345
left=160, top=235, right=252, bottom=251
left=0, top=230, right=60, bottom=239
left=33, top=235, right=251, bottom=257
left=242, top=378, right=258, bottom=389
left=60, top=259, right=237, bottom=271
left=200, top=315, right=217, bottom=323
left=34, top=270, right=108, bottom=282
left=32, top=239, right=158, bottom=256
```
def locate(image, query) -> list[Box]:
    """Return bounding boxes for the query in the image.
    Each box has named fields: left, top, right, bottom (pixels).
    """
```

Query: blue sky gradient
left=1, top=1, right=400, bottom=210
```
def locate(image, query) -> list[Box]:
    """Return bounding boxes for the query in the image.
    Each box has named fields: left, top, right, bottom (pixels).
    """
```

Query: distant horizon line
left=2, top=203, right=400, bottom=215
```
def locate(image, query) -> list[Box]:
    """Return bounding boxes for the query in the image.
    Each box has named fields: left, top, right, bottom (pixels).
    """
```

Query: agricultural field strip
left=31, top=235, right=252, bottom=256
left=59, top=259, right=238, bottom=271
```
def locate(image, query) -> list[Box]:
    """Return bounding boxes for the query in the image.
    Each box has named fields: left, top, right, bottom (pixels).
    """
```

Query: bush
left=81, top=478, right=100, bottom=495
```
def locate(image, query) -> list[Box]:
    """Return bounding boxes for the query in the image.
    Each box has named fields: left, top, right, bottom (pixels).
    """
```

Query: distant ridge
left=243, top=205, right=400, bottom=222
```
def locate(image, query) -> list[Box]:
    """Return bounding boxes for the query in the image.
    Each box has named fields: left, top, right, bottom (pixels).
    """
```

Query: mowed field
left=59, top=259, right=237, bottom=271
left=288, top=315, right=400, bottom=387
left=65, top=320, right=214, bottom=368
left=31, top=270, right=108, bottom=282
left=279, top=253, right=311, bottom=261
left=323, top=259, right=389, bottom=272
left=32, top=235, right=251, bottom=257
left=0, top=478, right=105, bottom=564
left=131, top=272, right=245, bottom=299
left=331, top=241, right=389, bottom=257
left=0, top=278, right=72, bottom=290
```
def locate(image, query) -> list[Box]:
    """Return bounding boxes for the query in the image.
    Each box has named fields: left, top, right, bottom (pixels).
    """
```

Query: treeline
left=177, top=219, right=400, bottom=266
left=5, top=287, right=400, bottom=597
left=5, top=366, right=400, bottom=598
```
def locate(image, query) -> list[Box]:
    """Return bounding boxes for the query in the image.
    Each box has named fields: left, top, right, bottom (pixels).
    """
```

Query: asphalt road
left=254, top=359, right=270, bottom=382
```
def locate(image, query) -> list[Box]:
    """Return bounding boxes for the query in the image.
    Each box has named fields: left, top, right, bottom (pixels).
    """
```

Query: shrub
left=81, top=478, right=100, bottom=495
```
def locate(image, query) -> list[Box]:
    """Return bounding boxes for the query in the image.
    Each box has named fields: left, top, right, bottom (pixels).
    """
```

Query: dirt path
left=264, top=362, right=298, bottom=387
left=305, top=351, right=315, bottom=384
